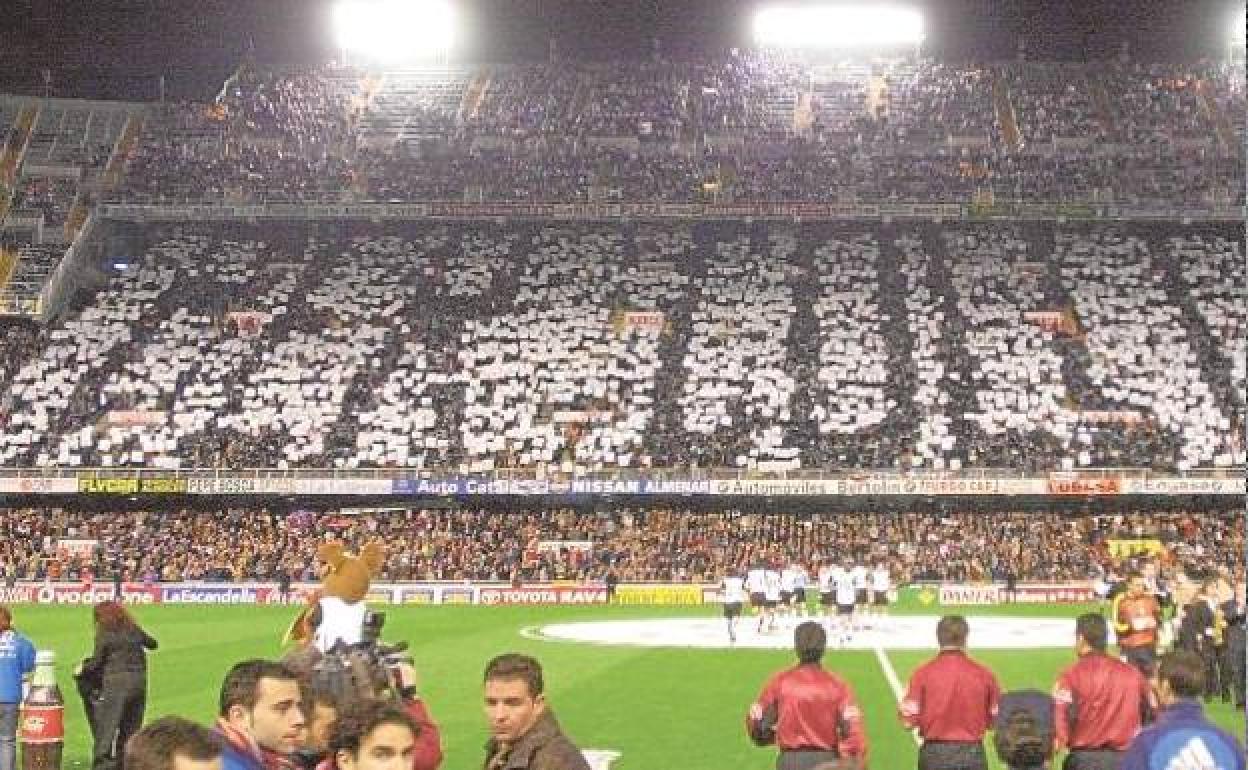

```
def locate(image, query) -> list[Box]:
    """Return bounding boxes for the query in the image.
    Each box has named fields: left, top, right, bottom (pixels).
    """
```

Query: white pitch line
left=873, top=644, right=921, bottom=746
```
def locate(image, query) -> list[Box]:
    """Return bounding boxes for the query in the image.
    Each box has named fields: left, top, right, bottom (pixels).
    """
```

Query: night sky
left=0, top=0, right=1242, bottom=101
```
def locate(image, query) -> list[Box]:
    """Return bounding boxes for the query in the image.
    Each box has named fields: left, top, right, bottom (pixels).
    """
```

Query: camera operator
left=290, top=611, right=442, bottom=770
left=294, top=664, right=441, bottom=770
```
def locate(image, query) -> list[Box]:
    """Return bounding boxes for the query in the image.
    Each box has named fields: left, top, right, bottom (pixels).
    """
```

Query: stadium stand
left=0, top=508, right=1237, bottom=584
left=0, top=222, right=1240, bottom=473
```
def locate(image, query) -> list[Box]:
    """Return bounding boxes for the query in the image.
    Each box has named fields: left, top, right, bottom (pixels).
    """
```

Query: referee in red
left=899, top=615, right=1001, bottom=770
left=746, top=621, right=868, bottom=770
left=1052, top=613, right=1152, bottom=770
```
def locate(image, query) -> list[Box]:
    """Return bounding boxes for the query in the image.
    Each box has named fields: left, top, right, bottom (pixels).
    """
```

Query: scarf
left=215, top=718, right=298, bottom=770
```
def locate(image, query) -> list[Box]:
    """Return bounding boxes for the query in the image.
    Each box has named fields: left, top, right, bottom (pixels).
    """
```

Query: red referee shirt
left=900, top=649, right=1001, bottom=742
left=746, top=663, right=868, bottom=760
left=1053, top=652, right=1151, bottom=752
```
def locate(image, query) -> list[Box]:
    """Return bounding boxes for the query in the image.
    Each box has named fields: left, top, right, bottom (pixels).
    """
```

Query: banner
left=5, top=472, right=1239, bottom=498
left=537, top=541, right=594, bottom=554
left=226, top=311, right=271, bottom=337
left=1122, top=477, right=1243, bottom=495
left=477, top=586, right=609, bottom=605
left=939, top=583, right=1097, bottom=606
left=1107, top=539, right=1166, bottom=559
left=620, top=311, right=665, bottom=331
left=613, top=585, right=704, bottom=606
left=1046, top=475, right=1122, bottom=496
left=56, top=539, right=98, bottom=559
left=0, top=583, right=162, bottom=605
left=0, top=478, right=79, bottom=494
left=78, top=478, right=188, bottom=494
left=105, top=410, right=166, bottom=427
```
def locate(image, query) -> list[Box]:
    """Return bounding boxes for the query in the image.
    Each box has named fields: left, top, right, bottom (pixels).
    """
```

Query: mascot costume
left=286, top=540, right=386, bottom=652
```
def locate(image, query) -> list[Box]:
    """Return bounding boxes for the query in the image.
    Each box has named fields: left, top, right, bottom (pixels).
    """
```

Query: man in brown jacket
left=482, top=654, right=590, bottom=770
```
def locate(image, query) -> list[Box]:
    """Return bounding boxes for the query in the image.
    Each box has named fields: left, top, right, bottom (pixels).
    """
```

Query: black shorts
left=723, top=602, right=743, bottom=619
left=820, top=592, right=837, bottom=606
left=837, top=603, right=855, bottom=616
left=855, top=589, right=868, bottom=606
left=750, top=592, right=766, bottom=608
left=873, top=590, right=889, bottom=606
left=779, top=591, right=793, bottom=604
left=792, top=588, right=806, bottom=604
left=764, top=598, right=779, bottom=609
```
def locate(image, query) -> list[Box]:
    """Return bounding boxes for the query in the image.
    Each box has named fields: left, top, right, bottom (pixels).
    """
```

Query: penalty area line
left=872, top=644, right=920, bottom=746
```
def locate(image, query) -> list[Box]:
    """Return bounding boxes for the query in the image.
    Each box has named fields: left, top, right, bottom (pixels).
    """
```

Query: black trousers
left=92, top=671, right=147, bottom=770
left=776, top=750, right=858, bottom=770
left=1226, top=641, right=1246, bottom=706
left=1062, top=749, right=1121, bottom=770
left=918, top=741, right=987, bottom=770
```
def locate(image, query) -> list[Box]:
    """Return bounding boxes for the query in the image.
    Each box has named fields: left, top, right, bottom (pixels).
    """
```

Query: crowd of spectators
left=98, top=57, right=1245, bottom=206
left=0, top=507, right=1239, bottom=584
left=0, top=222, right=1241, bottom=473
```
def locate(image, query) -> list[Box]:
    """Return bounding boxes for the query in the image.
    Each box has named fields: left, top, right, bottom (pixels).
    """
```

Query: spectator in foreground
left=325, top=700, right=418, bottom=770
left=215, top=661, right=306, bottom=770
left=993, top=689, right=1053, bottom=770
left=0, top=606, right=35, bottom=770
left=125, top=717, right=223, bottom=770
left=482, top=654, right=589, bottom=770
left=746, top=620, right=868, bottom=769
left=1120, top=650, right=1244, bottom=770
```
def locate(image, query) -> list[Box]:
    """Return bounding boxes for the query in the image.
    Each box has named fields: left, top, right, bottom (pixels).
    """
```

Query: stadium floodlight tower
left=332, top=0, right=457, bottom=67
left=752, top=4, right=925, bottom=58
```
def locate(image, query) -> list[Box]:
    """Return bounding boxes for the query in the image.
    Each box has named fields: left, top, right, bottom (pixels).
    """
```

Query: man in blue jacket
left=214, top=661, right=306, bottom=770
left=1121, top=650, right=1244, bottom=770
left=0, top=605, right=36, bottom=770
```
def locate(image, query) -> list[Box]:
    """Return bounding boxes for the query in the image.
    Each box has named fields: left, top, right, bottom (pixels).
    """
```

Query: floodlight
left=753, top=4, right=925, bottom=49
left=333, top=0, right=456, bottom=62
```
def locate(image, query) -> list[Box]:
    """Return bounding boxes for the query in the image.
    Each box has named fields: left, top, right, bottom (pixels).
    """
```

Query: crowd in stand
left=0, top=507, right=1239, bottom=584
left=0, top=222, right=1241, bottom=473
left=99, top=57, right=1245, bottom=206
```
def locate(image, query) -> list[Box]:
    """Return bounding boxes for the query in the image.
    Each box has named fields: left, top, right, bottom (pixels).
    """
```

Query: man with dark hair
left=899, top=615, right=1001, bottom=770
left=215, top=660, right=306, bottom=770
left=1111, top=573, right=1161, bottom=677
left=1052, top=613, right=1152, bottom=770
left=125, top=717, right=223, bottom=770
left=993, top=689, right=1053, bottom=770
left=1120, top=650, right=1244, bottom=770
left=745, top=621, right=867, bottom=770
left=482, top=654, right=588, bottom=770
left=327, top=701, right=418, bottom=770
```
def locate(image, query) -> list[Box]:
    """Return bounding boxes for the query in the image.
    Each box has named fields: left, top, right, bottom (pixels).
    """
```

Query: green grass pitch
left=14, top=602, right=1243, bottom=770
